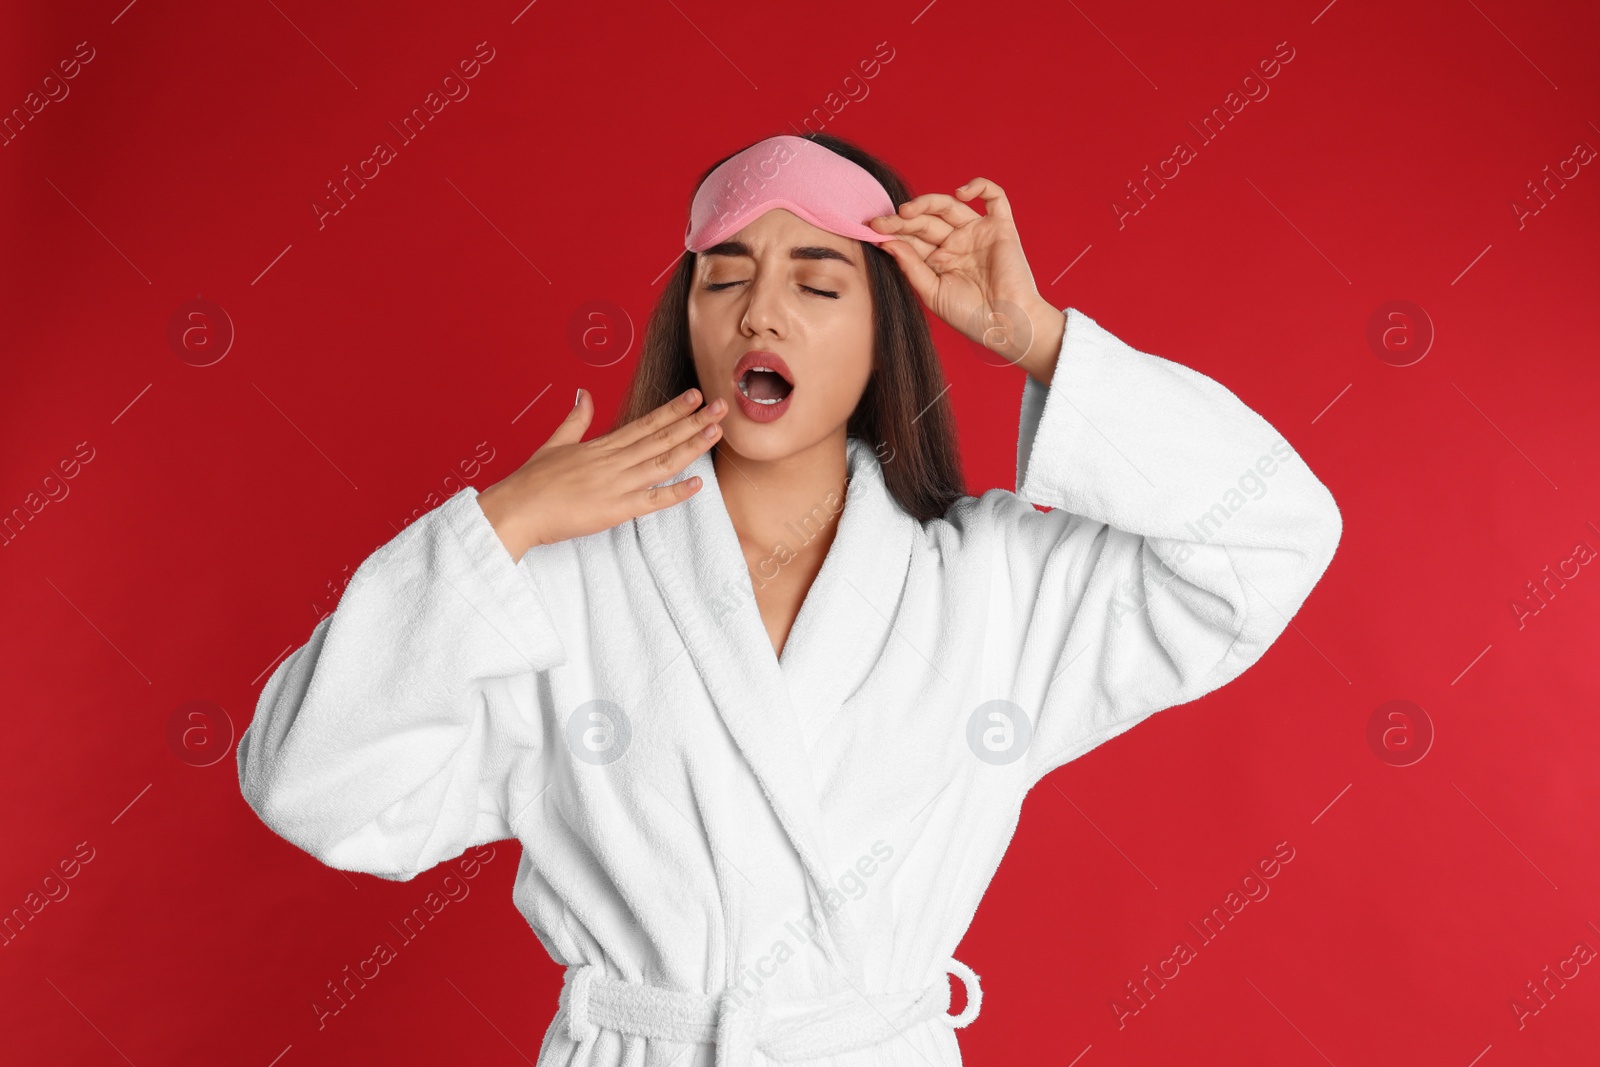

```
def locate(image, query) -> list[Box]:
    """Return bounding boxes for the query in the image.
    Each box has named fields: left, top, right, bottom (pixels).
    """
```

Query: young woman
left=237, top=133, right=1342, bottom=1066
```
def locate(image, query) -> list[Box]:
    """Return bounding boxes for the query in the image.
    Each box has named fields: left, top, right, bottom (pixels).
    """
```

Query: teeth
left=737, top=378, right=781, bottom=404
left=738, top=365, right=788, bottom=404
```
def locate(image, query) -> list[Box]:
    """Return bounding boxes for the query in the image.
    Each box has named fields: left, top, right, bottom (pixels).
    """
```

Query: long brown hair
left=608, top=132, right=967, bottom=523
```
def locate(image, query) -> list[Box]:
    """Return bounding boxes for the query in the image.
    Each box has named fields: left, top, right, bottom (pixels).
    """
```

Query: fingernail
left=574, top=388, right=582, bottom=407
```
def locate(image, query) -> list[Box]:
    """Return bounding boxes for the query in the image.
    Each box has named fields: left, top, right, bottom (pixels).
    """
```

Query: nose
left=732, top=265, right=800, bottom=335
left=740, top=273, right=792, bottom=337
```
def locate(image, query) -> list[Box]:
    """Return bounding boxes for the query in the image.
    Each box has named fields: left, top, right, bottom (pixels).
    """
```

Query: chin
left=718, top=424, right=812, bottom=465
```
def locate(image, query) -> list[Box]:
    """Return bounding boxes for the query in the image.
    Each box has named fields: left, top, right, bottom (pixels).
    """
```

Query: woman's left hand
left=869, top=178, right=1059, bottom=368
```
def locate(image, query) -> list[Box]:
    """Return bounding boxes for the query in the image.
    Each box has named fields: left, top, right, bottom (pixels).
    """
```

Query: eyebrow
left=700, top=240, right=856, bottom=267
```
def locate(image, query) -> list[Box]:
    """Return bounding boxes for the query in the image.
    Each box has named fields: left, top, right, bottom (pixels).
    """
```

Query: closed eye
left=705, top=281, right=839, bottom=299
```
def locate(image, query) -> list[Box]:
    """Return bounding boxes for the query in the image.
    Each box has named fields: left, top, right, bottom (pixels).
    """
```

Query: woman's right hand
left=476, top=387, right=727, bottom=561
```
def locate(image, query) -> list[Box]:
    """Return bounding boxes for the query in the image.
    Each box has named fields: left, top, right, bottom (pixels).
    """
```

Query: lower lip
left=733, top=383, right=793, bottom=422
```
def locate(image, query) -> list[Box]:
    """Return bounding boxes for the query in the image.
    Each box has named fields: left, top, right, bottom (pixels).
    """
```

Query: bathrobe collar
left=635, top=435, right=914, bottom=975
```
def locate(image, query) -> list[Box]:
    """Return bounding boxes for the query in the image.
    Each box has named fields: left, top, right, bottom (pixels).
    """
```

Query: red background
left=3, top=0, right=1598, bottom=1064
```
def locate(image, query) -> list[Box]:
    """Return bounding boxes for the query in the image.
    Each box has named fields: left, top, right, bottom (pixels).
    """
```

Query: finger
left=893, top=191, right=982, bottom=230
left=545, top=386, right=595, bottom=446
left=873, top=225, right=941, bottom=261
left=871, top=210, right=955, bottom=250
left=618, top=396, right=726, bottom=483
left=954, top=177, right=1013, bottom=221
left=601, top=386, right=708, bottom=451
left=623, top=474, right=704, bottom=519
left=878, top=238, right=942, bottom=304
left=883, top=229, right=957, bottom=274
left=626, top=417, right=721, bottom=499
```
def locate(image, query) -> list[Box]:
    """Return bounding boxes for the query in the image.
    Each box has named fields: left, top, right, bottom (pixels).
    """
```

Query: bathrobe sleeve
left=236, top=487, right=567, bottom=881
left=988, top=306, right=1342, bottom=787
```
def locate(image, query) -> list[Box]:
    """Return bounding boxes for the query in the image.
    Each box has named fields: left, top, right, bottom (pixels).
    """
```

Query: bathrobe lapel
left=635, top=436, right=913, bottom=977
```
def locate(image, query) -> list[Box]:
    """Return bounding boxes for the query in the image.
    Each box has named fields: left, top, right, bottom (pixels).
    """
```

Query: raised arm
left=235, top=487, right=567, bottom=881
left=236, top=382, right=731, bottom=880
left=981, top=306, right=1342, bottom=787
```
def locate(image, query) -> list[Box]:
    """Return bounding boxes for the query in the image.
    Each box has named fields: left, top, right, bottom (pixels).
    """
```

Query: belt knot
left=558, top=956, right=982, bottom=1065
left=713, top=985, right=766, bottom=1067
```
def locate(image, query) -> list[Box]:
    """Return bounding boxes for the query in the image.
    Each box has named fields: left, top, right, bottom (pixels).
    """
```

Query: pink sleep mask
left=685, top=135, right=897, bottom=253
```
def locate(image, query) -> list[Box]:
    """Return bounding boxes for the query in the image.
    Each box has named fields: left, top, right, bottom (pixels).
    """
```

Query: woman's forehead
left=730, top=210, right=857, bottom=255
left=697, top=211, right=861, bottom=268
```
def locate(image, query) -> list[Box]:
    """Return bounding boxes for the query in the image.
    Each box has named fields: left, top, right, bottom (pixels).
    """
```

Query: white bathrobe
left=236, top=306, right=1342, bottom=1067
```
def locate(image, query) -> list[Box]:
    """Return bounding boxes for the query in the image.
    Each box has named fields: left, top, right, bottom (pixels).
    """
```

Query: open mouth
left=737, top=366, right=794, bottom=405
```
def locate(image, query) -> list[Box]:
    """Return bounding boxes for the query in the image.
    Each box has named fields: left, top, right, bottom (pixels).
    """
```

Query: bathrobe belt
left=559, top=957, right=982, bottom=1066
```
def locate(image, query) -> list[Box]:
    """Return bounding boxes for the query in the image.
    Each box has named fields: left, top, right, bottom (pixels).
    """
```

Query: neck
left=713, top=432, right=850, bottom=587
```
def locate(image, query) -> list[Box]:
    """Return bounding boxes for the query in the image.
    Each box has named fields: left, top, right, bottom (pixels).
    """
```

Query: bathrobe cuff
left=438, top=486, right=569, bottom=671
left=1016, top=307, right=1117, bottom=506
